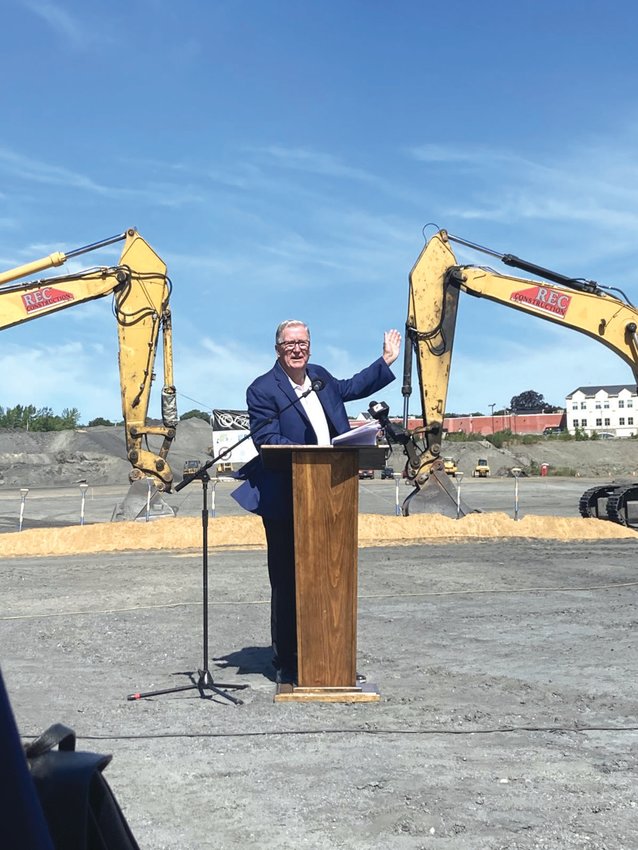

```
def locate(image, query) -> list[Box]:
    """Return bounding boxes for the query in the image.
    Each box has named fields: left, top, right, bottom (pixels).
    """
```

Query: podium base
left=274, top=683, right=380, bottom=703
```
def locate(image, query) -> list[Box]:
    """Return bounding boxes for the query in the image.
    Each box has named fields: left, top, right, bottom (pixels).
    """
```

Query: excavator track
left=605, top=484, right=638, bottom=527
left=578, top=485, right=621, bottom=520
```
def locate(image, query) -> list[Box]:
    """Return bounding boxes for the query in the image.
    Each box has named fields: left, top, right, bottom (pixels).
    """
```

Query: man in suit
left=232, top=320, right=401, bottom=684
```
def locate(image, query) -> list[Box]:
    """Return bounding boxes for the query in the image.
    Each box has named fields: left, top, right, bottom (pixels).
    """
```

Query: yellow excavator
left=378, top=228, right=638, bottom=525
left=0, top=229, right=177, bottom=519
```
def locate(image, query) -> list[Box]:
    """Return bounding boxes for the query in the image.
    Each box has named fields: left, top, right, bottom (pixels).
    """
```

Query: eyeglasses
left=277, top=340, right=310, bottom=351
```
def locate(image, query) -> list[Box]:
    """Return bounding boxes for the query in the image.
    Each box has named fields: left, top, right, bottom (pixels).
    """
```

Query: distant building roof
left=566, top=384, right=637, bottom=398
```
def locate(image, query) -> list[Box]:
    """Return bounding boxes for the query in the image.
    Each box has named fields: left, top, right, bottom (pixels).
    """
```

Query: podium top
left=261, top=444, right=387, bottom=471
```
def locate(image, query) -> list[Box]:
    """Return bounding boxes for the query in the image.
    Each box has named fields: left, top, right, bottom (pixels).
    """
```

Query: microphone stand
left=126, top=379, right=324, bottom=704
left=126, top=446, right=248, bottom=704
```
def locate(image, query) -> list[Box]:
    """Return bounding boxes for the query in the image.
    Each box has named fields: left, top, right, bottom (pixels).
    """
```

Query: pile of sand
left=1, top=512, right=635, bottom=558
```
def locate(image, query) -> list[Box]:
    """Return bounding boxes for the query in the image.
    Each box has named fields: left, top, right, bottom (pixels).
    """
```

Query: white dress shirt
left=288, top=374, right=331, bottom=446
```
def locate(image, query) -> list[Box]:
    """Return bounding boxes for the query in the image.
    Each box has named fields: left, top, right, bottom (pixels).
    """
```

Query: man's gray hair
left=275, top=320, right=310, bottom=345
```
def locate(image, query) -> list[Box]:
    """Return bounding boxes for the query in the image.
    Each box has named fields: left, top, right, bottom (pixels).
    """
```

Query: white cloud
left=0, top=342, right=122, bottom=421
left=24, top=1, right=88, bottom=48
left=248, top=145, right=377, bottom=183
left=174, top=338, right=272, bottom=414
left=446, top=334, right=634, bottom=415
left=0, top=147, right=205, bottom=207
left=408, top=139, right=638, bottom=239
left=408, top=144, right=521, bottom=167
left=0, top=146, right=105, bottom=191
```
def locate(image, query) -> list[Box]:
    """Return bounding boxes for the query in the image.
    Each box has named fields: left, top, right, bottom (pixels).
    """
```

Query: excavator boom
left=397, top=229, right=638, bottom=523
left=0, top=229, right=178, bottom=504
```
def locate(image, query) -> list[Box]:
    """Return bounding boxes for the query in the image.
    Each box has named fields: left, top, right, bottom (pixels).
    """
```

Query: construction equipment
left=442, top=456, right=458, bottom=476
left=183, top=459, right=201, bottom=477
left=393, top=228, right=638, bottom=524
left=473, top=458, right=490, bottom=478
left=0, top=229, right=177, bottom=520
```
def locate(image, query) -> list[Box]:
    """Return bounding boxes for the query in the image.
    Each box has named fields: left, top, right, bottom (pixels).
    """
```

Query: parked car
left=543, top=426, right=564, bottom=436
left=380, top=466, right=395, bottom=480
left=358, top=469, right=375, bottom=480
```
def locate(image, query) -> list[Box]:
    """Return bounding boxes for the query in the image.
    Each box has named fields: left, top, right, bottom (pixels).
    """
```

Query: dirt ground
left=2, top=536, right=637, bottom=849
left=0, top=470, right=637, bottom=848
left=2, top=428, right=638, bottom=849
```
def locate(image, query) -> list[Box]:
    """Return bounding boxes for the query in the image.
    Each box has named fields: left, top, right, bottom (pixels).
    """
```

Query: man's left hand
left=382, top=329, right=401, bottom=366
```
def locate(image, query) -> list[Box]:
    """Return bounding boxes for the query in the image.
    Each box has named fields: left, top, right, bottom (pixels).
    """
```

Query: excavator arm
left=397, top=229, right=638, bottom=521
left=0, top=229, right=177, bottom=493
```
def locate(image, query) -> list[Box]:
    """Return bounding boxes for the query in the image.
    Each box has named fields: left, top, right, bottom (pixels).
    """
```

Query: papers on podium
left=331, top=420, right=381, bottom=447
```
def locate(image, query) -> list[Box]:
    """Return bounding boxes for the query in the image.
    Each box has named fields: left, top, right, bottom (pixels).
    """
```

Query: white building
left=565, top=385, right=638, bottom=437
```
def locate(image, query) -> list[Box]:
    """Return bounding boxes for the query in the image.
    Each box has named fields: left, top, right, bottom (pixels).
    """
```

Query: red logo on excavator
left=22, top=287, right=75, bottom=314
left=510, top=285, right=571, bottom=318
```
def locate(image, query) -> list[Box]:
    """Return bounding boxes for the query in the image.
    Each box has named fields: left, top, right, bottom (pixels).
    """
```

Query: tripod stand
left=127, top=463, right=247, bottom=704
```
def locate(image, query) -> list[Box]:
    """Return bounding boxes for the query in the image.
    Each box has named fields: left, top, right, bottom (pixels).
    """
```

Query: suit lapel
left=274, top=361, right=310, bottom=426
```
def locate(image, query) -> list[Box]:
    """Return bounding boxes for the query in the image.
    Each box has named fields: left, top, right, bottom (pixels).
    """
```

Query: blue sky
left=3, top=0, right=638, bottom=425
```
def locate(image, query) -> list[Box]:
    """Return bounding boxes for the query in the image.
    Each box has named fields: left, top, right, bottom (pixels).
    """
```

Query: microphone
left=177, top=376, right=327, bottom=491
left=300, top=378, right=325, bottom=398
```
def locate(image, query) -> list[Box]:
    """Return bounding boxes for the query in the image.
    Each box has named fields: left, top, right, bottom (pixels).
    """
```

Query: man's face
left=276, top=325, right=311, bottom=375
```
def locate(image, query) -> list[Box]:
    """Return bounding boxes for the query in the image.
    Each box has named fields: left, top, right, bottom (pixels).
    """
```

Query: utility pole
left=489, top=403, right=496, bottom=434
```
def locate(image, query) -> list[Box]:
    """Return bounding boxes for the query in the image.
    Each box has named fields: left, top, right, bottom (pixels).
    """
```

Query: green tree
left=32, top=407, right=58, bottom=431
left=180, top=408, right=211, bottom=422
left=0, top=404, right=82, bottom=431
left=510, top=390, right=545, bottom=411
left=510, top=390, right=563, bottom=412
left=0, top=404, right=37, bottom=429
left=60, top=408, right=81, bottom=429
left=88, top=417, right=114, bottom=427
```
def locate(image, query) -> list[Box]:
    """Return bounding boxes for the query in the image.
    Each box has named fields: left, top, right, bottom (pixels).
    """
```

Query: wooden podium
left=262, top=444, right=385, bottom=703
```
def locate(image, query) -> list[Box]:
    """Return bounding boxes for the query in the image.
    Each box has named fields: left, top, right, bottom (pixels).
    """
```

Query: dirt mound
left=1, top=511, right=635, bottom=558
left=0, top=419, right=213, bottom=488
left=1, top=422, right=637, bottom=490
left=421, top=437, right=638, bottom=480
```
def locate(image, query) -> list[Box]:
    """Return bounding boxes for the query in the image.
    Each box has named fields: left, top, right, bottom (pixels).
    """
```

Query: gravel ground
left=0, top=474, right=634, bottom=537
left=2, top=428, right=638, bottom=849
left=2, top=499, right=638, bottom=848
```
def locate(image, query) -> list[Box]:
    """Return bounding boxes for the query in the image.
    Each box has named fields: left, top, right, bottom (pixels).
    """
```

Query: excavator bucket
left=402, top=468, right=477, bottom=518
left=111, top=479, right=175, bottom=522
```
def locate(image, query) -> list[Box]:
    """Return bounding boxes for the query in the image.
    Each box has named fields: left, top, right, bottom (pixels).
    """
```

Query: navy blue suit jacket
left=231, top=356, right=395, bottom=519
